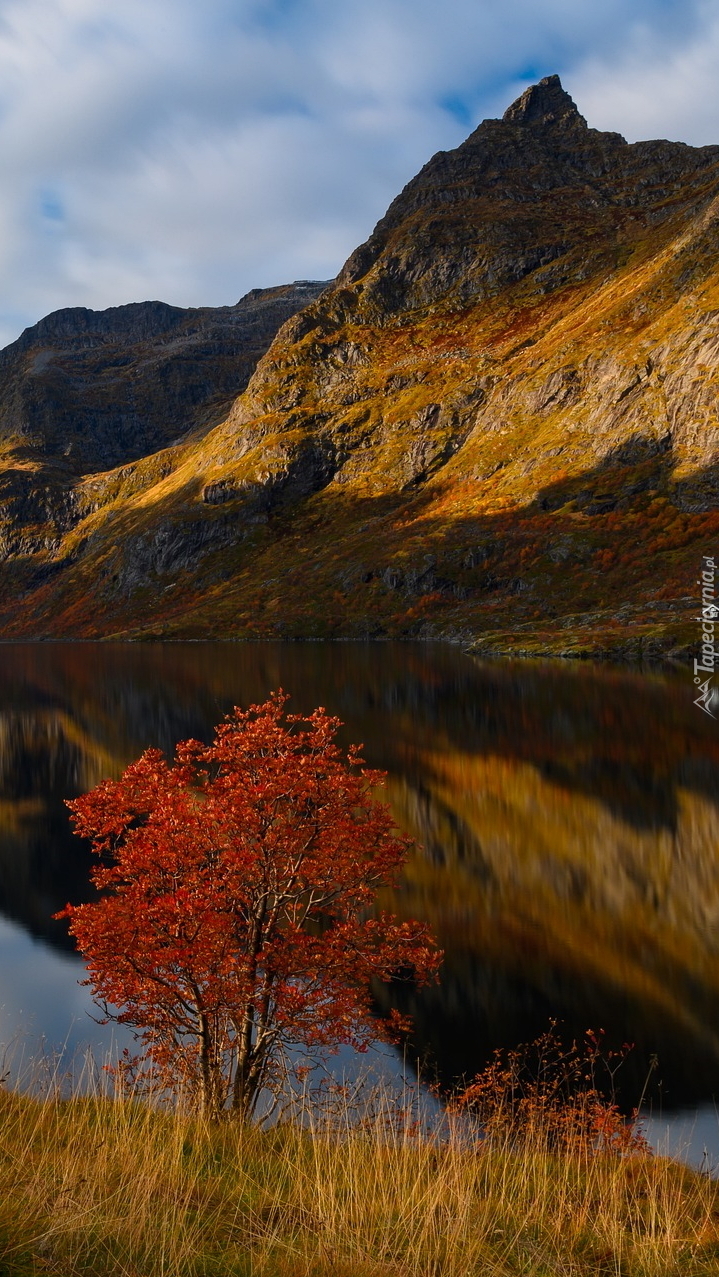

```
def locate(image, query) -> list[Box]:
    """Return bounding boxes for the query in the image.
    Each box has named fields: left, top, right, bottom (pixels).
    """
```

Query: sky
left=0, top=0, right=717, bottom=347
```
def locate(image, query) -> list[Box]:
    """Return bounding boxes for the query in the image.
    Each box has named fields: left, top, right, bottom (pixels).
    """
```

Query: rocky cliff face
left=0, top=283, right=329, bottom=471
left=0, top=77, right=716, bottom=650
left=0, top=281, right=327, bottom=571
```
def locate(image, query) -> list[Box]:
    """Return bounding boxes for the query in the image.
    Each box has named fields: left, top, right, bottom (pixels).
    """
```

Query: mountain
left=0, top=284, right=329, bottom=472
left=0, top=75, right=717, bottom=653
left=0, top=280, right=327, bottom=577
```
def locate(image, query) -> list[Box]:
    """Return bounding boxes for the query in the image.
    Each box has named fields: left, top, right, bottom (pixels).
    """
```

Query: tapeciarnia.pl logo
left=694, top=554, right=718, bottom=718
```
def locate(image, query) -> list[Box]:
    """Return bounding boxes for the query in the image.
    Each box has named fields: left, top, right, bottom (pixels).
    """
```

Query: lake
left=1, top=640, right=718, bottom=1161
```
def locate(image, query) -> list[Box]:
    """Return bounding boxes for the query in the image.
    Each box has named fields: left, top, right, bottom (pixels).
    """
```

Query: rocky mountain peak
left=501, top=74, right=586, bottom=130
left=0, top=78, right=717, bottom=655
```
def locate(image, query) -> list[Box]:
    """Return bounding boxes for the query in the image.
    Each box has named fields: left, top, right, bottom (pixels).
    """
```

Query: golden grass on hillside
left=1, top=1065, right=719, bottom=1277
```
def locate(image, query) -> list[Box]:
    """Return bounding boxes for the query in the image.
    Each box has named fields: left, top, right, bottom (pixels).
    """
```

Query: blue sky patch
left=39, top=190, right=64, bottom=223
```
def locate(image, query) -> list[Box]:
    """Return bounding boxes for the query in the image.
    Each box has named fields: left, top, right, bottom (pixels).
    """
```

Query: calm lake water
left=1, top=641, right=718, bottom=1159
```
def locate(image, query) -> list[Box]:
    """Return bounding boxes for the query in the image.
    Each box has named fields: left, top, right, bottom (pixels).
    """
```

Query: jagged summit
left=502, top=74, right=587, bottom=130
left=334, top=73, right=704, bottom=319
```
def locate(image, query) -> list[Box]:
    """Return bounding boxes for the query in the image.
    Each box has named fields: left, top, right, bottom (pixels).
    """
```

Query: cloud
left=0, top=0, right=715, bottom=346
left=569, top=0, right=719, bottom=144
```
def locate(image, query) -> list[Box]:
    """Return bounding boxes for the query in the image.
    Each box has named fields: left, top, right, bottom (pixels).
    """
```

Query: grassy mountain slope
left=1, top=77, right=717, bottom=651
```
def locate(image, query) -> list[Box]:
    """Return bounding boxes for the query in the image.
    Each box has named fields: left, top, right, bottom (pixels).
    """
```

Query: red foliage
left=57, top=692, right=441, bottom=1119
left=453, top=1025, right=649, bottom=1156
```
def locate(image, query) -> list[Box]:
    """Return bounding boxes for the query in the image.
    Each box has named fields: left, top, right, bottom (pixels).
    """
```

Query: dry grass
left=1, top=1062, right=719, bottom=1277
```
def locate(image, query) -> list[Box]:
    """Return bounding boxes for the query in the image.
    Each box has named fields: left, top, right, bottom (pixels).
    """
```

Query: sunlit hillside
left=0, top=77, right=716, bottom=650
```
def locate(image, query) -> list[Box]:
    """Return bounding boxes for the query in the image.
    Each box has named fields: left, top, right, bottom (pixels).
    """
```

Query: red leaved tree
left=57, top=692, right=441, bottom=1119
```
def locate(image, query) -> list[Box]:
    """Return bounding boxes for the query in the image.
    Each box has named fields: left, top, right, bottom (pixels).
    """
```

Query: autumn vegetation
left=3, top=1034, right=719, bottom=1277
left=0, top=693, right=718, bottom=1274
left=57, top=693, right=440, bottom=1120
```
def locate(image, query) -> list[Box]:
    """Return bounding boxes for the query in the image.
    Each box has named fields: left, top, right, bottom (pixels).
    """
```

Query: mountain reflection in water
left=0, top=641, right=717, bottom=1114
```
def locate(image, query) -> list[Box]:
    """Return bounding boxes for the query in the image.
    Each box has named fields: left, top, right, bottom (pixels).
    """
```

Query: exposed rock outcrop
left=0, top=282, right=329, bottom=471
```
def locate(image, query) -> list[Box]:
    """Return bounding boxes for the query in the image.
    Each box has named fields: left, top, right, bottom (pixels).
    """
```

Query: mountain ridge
left=0, top=76, right=716, bottom=654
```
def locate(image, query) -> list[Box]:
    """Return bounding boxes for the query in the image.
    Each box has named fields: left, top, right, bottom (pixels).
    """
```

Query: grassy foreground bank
left=2, top=1085, right=719, bottom=1277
